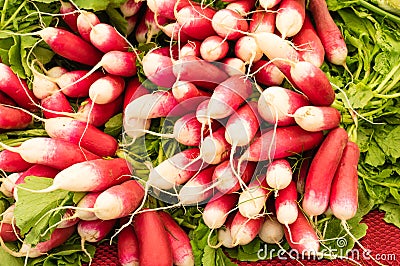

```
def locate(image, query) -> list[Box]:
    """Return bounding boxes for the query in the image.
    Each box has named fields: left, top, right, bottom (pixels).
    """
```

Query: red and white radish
left=117, top=223, right=139, bottom=266
left=176, top=5, right=216, bottom=40
left=200, top=127, right=231, bottom=165
left=249, top=9, right=276, bottom=34
left=275, top=181, right=298, bottom=225
left=200, top=35, right=229, bottom=62
left=238, top=177, right=271, bottom=218
left=250, top=60, right=285, bottom=86
left=89, top=74, right=125, bottom=104
left=258, top=216, right=285, bottom=243
left=76, top=96, right=123, bottom=127
left=120, top=0, right=143, bottom=17
left=77, top=11, right=100, bottom=42
left=266, top=159, right=293, bottom=190
left=78, top=219, right=117, bottom=243
left=234, top=36, right=263, bottom=64
left=275, top=0, right=306, bottom=38
left=294, top=106, right=341, bottom=132
left=203, top=193, right=239, bottom=229
left=212, top=9, right=248, bottom=40
left=220, top=57, right=246, bottom=76
left=0, top=149, right=32, bottom=173
left=89, top=23, right=130, bottom=53
left=230, top=211, right=263, bottom=246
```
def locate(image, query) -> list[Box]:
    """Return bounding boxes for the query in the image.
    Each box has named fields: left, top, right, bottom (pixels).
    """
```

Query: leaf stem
left=358, top=0, right=400, bottom=24
left=0, top=0, right=9, bottom=26
left=0, top=1, right=27, bottom=30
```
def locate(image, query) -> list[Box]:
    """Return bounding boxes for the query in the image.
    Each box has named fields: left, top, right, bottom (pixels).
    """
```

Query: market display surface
left=0, top=0, right=399, bottom=266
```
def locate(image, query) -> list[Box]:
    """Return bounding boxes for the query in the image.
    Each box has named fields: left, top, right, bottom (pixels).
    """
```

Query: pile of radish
left=0, top=0, right=371, bottom=265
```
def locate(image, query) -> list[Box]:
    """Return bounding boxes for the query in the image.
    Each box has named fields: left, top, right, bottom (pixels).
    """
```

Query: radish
left=249, top=8, right=276, bottom=34
left=309, top=0, right=348, bottom=65
left=250, top=60, right=285, bottom=86
left=0, top=173, right=20, bottom=198
left=0, top=63, right=40, bottom=112
left=162, top=22, right=191, bottom=43
left=234, top=36, right=263, bottom=64
left=178, top=165, right=217, bottom=205
left=294, top=106, right=341, bottom=132
left=120, top=0, right=143, bottom=17
left=15, top=165, right=59, bottom=186
left=147, top=0, right=191, bottom=20
left=238, top=177, right=271, bottom=218
left=203, top=193, right=239, bottom=229
left=220, top=58, right=246, bottom=76
left=148, top=148, right=204, bottom=190
left=207, top=75, right=253, bottom=119
left=0, top=138, right=100, bottom=170
left=59, top=1, right=79, bottom=32
left=200, top=127, right=231, bottom=165
left=180, top=40, right=202, bottom=57
left=133, top=210, right=173, bottom=266
left=171, top=81, right=211, bottom=104
left=225, top=101, right=260, bottom=147
left=266, top=159, right=293, bottom=190
left=329, top=141, right=360, bottom=221
left=226, top=0, right=256, bottom=16
left=117, top=223, right=139, bottom=266
left=39, top=27, right=103, bottom=66
left=275, top=181, right=298, bottom=225
left=217, top=214, right=236, bottom=248
left=176, top=5, right=216, bottom=40
left=0, top=149, right=32, bottom=173
left=200, top=35, right=229, bottom=62
left=143, top=8, right=170, bottom=42
left=302, top=127, right=348, bottom=217
left=97, top=51, right=137, bottom=77
left=230, top=211, right=263, bottom=246
left=290, top=61, right=336, bottom=106
left=212, top=9, right=248, bottom=40
left=284, top=208, right=319, bottom=255
left=213, top=160, right=256, bottom=194
left=44, top=117, right=119, bottom=157
left=32, top=72, right=59, bottom=100
left=241, top=125, right=324, bottom=161
left=135, top=18, right=148, bottom=43
left=159, top=211, right=194, bottom=266
left=123, top=116, right=151, bottom=140
left=196, top=99, right=211, bottom=124
left=0, top=223, right=19, bottom=242
left=77, top=11, right=100, bottom=42
left=257, top=86, right=309, bottom=126
left=275, top=0, right=306, bottom=38
left=294, top=150, right=313, bottom=194
left=125, top=14, right=139, bottom=36
left=74, top=192, right=102, bottom=221
left=258, top=216, right=284, bottom=243
left=89, top=23, right=130, bottom=53
left=123, top=78, right=149, bottom=110
left=56, top=70, right=104, bottom=98
left=88, top=74, right=125, bottom=104
left=260, top=0, right=282, bottom=9
left=76, top=96, right=123, bottom=127
left=41, top=91, right=74, bottom=119
left=0, top=91, right=16, bottom=106
left=292, top=14, right=325, bottom=67
left=78, top=219, right=117, bottom=243
left=142, top=46, right=177, bottom=88
left=57, top=209, right=80, bottom=229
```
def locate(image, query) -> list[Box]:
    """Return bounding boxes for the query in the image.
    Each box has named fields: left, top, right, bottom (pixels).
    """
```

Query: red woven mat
left=91, top=210, right=400, bottom=265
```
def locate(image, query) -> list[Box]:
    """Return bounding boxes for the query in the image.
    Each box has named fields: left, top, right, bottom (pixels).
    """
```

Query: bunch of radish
left=0, top=0, right=366, bottom=264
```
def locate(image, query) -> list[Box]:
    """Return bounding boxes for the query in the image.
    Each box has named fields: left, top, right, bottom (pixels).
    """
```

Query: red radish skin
left=226, top=0, right=256, bottom=16
left=266, top=159, right=293, bottom=190
left=75, top=192, right=101, bottom=221
left=180, top=40, right=202, bottom=57
left=212, top=9, right=248, bottom=40
left=60, top=1, right=79, bottom=32
left=225, top=101, right=260, bottom=147
left=290, top=61, right=336, bottom=106
left=78, top=219, right=117, bottom=243
left=147, top=0, right=191, bottom=20
left=76, top=96, right=123, bottom=127
left=34, top=158, right=132, bottom=193
left=213, top=160, right=256, bottom=194
left=123, top=78, right=149, bottom=110
left=207, top=75, right=253, bottom=119
left=257, top=86, right=309, bottom=126
left=234, top=36, right=263, bottom=63
left=32, top=74, right=59, bottom=100
left=176, top=5, right=217, bottom=40
left=250, top=60, right=284, bottom=86
left=0, top=91, right=16, bottom=106
left=133, top=210, right=173, bottom=266
left=120, top=0, right=143, bottom=17
left=41, top=91, right=74, bottom=119
left=99, top=51, right=137, bottom=77
left=241, top=125, right=324, bottom=161
left=142, top=47, right=177, bottom=88
left=56, top=70, right=104, bottom=98
left=117, top=224, right=140, bottom=266
left=172, top=81, right=211, bottom=104
left=93, top=180, right=144, bottom=220
left=178, top=165, right=217, bottom=205
left=44, top=117, right=119, bottom=157
left=275, top=0, right=306, bottom=38
left=173, top=56, right=230, bottom=90
left=0, top=223, right=20, bottom=242
left=200, top=127, right=231, bottom=165
left=77, top=11, right=100, bottom=42
left=200, top=35, right=229, bottom=62
left=159, top=212, right=194, bottom=266
left=89, top=23, right=130, bottom=53
left=302, top=127, right=349, bottom=217
left=89, top=74, right=125, bottom=104
left=258, top=216, right=284, bottom=244
left=0, top=149, right=32, bottom=172
left=39, top=27, right=103, bottom=66
left=0, top=63, right=40, bottom=112
left=230, top=211, right=263, bottom=246
left=329, top=141, right=360, bottom=221
left=238, top=177, right=271, bottom=218
left=162, top=22, right=191, bottom=43
left=19, top=226, right=76, bottom=258
left=292, top=14, right=325, bottom=67
left=1, top=138, right=100, bottom=170
left=15, top=165, right=59, bottom=186
left=284, top=208, right=320, bottom=254
left=203, top=193, right=239, bottom=229
left=294, top=106, right=341, bottom=132
left=220, top=57, right=246, bottom=76
left=260, top=0, right=282, bottom=9
left=294, top=150, right=313, bottom=194
left=275, top=181, right=298, bottom=225
left=249, top=9, right=276, bottom=34
left=148, top=148, right=204, bottom=190
left=309, top=0, right=348, bottom=65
